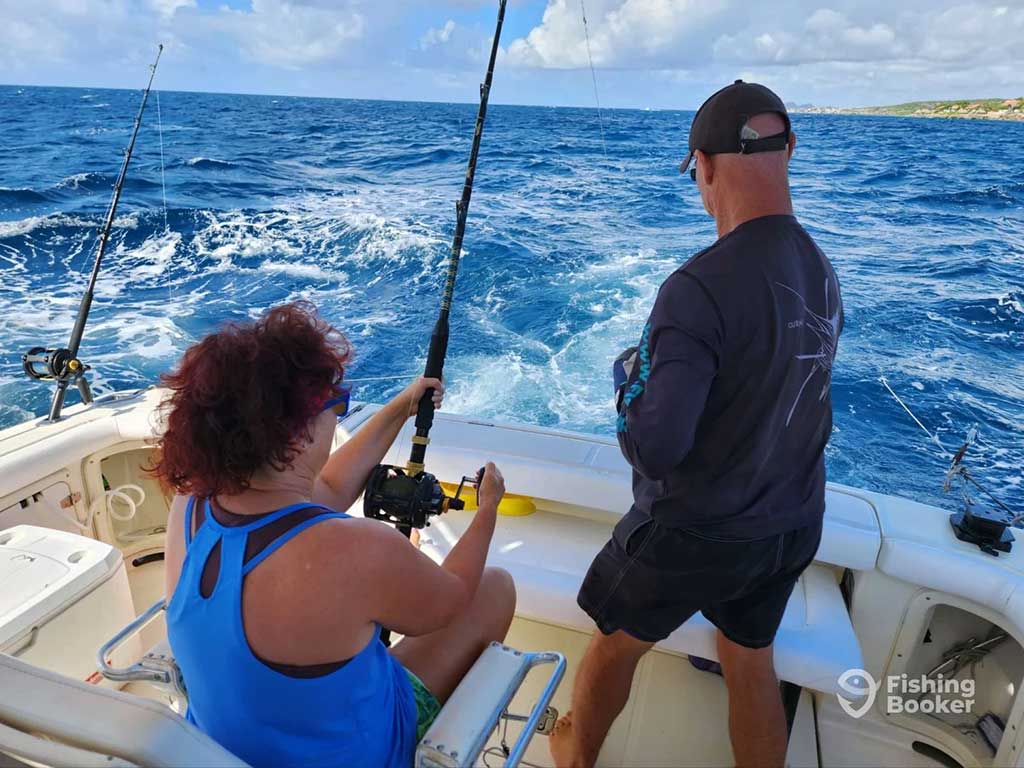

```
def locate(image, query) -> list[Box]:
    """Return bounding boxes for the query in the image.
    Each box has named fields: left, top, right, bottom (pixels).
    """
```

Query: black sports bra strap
left=194, top=498, right=352, bottom=679
left=197, top=500, right=337, bottom=591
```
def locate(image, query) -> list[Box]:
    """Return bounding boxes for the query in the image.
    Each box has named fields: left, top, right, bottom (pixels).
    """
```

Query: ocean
left=0, top=85, right=1021, bottom=515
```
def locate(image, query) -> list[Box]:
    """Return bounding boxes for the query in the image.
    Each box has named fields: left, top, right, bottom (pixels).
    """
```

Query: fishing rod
left=363, top=0, right=508, bottom=531
left=23, top=44, right=164, bottom=423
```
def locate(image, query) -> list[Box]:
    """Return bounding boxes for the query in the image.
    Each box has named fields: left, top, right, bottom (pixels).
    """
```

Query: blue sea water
left=0, top=85, right=1021, bottom=515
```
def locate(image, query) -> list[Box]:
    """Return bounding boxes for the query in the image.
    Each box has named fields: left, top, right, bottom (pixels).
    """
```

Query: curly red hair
left=152, top=301, right=352, bottom=497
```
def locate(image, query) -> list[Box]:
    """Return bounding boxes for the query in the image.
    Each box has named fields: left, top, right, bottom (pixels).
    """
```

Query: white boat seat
left=0, top=650, right=247, bottom=767
left=98, top=605, right=565, bottom=768
left=417, top=642, right=565, bottom=768
left=423, top=511, right=863, bottom=696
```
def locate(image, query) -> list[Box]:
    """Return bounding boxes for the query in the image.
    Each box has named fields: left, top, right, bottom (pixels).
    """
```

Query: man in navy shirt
left=550, top=82, right=843, bottom=768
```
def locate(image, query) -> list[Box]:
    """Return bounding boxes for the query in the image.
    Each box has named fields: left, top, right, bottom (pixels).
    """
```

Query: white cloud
left=421, top=19, right=457, bottom=49
left=503, top=0, right=1024, bottom=105
left=213, top=0, right=365, bottom=69
left=0, top=0, right=367, bottom=74
left=150, top=0, right=195, bottom=20
left=0, top=0, right=1021, bottom=107
left=506, top=0, right=729, bottom=69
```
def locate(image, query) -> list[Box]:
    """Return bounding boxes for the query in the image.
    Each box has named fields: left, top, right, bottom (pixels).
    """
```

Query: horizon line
left=0, top=80, right=694, bottom=113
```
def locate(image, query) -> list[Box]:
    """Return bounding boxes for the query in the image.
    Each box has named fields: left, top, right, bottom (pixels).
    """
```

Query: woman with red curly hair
left=157, top=301, right=515, bottom=768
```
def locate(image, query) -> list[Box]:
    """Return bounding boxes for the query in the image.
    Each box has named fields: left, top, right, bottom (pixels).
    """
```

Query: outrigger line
left=580, top=0, right=608, bottom=159
left=879, top=375, right=1013, bottom=515
left=879, top=376, right=1016, bottom=555
left=156, top=89, right=169, bottom=232
left=22, top=44, right=164, bottom=422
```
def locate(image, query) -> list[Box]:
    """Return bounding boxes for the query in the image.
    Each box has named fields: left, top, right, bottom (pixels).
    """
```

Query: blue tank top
left=166, top=497, right=418, bottom=768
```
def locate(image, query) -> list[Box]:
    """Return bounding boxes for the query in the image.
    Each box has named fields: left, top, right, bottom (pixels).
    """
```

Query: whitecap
left=114, top=230, right=181, bottom=281
left=0, top=213, right=93, bottom=239
left=998, top=292, right=1023, bottom=315
left=186, top=157, right=235, bottom=169
left=260, top=261, right=342, bottom=281
left=55, top=172, right=95, bottom=190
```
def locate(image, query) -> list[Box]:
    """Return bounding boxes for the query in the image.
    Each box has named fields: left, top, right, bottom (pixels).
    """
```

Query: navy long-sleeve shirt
left=617, top=215, right=843, bottom=539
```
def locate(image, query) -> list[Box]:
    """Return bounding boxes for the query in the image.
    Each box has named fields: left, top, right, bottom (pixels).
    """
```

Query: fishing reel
left=363, top=465, right=481, bottom=530
left=22, top=346, right=94, bottom=405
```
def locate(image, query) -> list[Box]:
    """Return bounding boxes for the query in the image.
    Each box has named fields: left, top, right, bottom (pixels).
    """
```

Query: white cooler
left=0, top=525, right=140, bottom=685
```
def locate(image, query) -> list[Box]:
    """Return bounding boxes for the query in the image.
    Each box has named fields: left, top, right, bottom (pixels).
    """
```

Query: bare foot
left=549, top=711, right=578, bottom=768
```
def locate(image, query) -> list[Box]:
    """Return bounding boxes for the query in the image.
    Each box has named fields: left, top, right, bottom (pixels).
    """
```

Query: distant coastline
left=788, top=97, right=1024, bottom=122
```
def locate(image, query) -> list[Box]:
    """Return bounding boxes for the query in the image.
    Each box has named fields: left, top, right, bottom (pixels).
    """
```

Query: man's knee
left=589, top=629, right=653, bottom=665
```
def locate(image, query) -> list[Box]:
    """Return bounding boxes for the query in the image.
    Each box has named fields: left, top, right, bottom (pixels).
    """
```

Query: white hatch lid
left=0, top=525, right=122, bottom=647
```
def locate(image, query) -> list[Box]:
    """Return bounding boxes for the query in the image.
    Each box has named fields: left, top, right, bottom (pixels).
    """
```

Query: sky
left=1, top=0, right=1022, bottom=109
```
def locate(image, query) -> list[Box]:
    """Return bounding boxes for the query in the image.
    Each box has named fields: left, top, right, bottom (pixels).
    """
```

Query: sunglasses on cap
left=680, top=126, right=789, bottom=183
left=681, top=153, right=698, bottom=182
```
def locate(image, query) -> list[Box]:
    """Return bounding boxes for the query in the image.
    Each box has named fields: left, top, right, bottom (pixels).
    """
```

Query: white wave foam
left=112, top=212, right=139, bottom=230
left=187, top=194, right=443, bottom=284
left=260, top=260, right=342, bottom=281
left=115, top=230, right=181, bottom=281
left=0, top=213, right=94, bottom=239
left=0, top=216, right=46, bottom=239
left=999, top=292, right=1023, bottom=315
left=55, top=172, right=95, bottom=190
left=186, top=156, right=232, bottom=167
left=444, top=244, right=668, bottom=433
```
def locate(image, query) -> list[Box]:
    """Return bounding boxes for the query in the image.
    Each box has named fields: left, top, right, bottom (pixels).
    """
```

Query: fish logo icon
left=836, top=668, right=878, bottom=719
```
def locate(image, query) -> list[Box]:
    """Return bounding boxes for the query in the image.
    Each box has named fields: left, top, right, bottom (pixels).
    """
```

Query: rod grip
left=414, top=315, right=449, bottom=435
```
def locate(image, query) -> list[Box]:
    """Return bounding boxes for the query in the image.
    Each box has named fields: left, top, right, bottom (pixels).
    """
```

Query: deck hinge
left=60, top=492, right=82, bottom=510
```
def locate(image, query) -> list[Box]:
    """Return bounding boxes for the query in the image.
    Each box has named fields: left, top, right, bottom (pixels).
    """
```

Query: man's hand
left=613, top=346, right=639, bottom=412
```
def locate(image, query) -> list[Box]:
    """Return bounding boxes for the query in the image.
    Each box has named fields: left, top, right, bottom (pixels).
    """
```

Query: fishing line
left=879, top=376, right=1014, bottom=518
left=344, top=374, right=419, bottom=384
left=580, top=0, right=608, bottom=160
left=156, top=90, right=169, bottom=233
left=880, top=376, right=945, bottom=451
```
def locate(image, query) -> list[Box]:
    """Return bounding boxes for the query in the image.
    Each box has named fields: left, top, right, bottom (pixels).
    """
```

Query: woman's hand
left=397, top=377, right=445, bottom=418
left=475, top=462, right=505, bottom=512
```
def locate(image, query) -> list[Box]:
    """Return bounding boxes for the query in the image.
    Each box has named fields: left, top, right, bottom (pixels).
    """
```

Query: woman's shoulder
left=299, top=514, right=412, bottom=558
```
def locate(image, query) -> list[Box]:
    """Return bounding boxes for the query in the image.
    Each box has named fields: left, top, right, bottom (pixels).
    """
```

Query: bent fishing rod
left=23, top=44, right=163, bottom=422
left=363, top=0, right=508, bottom=530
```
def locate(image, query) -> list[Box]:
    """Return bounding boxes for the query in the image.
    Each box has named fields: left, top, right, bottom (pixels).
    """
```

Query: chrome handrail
left=96, top=599, right=172, bottom=685
left=504, top=651, right=566, bottom=768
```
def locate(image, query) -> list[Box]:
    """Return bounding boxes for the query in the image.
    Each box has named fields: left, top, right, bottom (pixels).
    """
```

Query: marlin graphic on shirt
left=777, top=278, right=841, bottom=427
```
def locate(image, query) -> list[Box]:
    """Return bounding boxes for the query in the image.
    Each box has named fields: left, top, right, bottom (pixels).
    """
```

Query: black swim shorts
left=578, top=509, right=823, bottom=649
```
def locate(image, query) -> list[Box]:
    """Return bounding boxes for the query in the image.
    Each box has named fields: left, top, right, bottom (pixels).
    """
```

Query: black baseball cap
left=680, top=80, right=791, bottom=176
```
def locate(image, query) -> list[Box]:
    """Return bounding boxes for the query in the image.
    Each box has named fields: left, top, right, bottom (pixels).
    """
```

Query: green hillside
left=853, top=97, right=1023, bottom=120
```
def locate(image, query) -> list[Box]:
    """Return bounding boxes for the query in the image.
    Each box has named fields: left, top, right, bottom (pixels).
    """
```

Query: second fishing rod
left=22, top=44, right=164, bottom=422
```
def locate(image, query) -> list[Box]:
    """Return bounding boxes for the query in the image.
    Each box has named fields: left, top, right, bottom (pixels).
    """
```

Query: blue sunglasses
left=322, top=386, right=351, bottom=417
